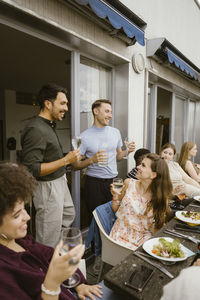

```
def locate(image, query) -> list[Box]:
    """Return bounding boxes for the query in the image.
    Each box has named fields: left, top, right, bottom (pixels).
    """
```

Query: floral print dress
left=109, top=179, right=155, bottom=250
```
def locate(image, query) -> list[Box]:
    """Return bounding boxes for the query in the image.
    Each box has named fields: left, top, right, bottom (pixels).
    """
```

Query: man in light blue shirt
left=73, top=99, right=135, bottom=217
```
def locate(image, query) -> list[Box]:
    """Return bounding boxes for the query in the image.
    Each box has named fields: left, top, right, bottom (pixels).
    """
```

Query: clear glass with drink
left=98, top=142, right=108, bottom=167
left=113, top=177, right=123, bottom=192
left=123, top=137, right=129, bottom=159
left=60, top=227, right=82, bottom=288
left=72, top=136, right=82, bottom=150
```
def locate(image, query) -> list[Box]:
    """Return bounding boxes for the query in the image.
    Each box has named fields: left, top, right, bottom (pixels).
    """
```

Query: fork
left=164, top=229, right=200, bottom=244
left=137, top=251, right=176, bottom=266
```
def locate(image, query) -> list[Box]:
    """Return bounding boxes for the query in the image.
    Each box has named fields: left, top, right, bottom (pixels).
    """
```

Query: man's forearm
left=72, top=157, right=94, bottom=170
left=40, top=158, right=66, bottom=176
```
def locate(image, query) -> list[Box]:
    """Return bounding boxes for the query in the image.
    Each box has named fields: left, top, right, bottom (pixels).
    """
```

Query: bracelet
left=41, top=283, right=61, bottom=296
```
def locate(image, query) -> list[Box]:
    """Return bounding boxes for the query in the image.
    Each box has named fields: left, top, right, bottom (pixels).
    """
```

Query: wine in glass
left=60, top=227, right=82, bottom=288
left=113, top=177, right=123, bottom=192
left=72, top=136, right=82, bottom=150
left=123, top=137, right=129, bottom=159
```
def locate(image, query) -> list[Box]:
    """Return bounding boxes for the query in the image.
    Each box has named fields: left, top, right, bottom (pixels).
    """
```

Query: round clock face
left=132, top=53, right=145, bottom=73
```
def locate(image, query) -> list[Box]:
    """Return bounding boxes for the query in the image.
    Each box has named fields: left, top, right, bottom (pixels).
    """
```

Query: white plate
left=193, top=195, right=200, bottom=202
left=143, top=237, right=188, bottom=262
left=176, top=210, right=200, bottom=225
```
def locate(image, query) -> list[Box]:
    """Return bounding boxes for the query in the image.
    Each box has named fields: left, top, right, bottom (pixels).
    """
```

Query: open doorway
left=0, top=23, right=75, bottom=231
left=156, top=87, right=172, bottom=154
left=0, top=23, right=72, bottom=161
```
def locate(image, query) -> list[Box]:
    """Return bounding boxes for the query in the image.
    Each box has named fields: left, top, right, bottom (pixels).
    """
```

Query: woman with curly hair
left=109, top=153, right=172, bottom=250
left=178, top=142, right=200, bottom=183
left=0, top=162, right=103, bottom=300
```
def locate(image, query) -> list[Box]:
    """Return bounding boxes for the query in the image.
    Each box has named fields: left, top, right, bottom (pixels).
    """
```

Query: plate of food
left=143, top=237, right=188, bottom=262
left=193, top=195, right=200, bottom=202
left=176, top=210, right=200, bottom=225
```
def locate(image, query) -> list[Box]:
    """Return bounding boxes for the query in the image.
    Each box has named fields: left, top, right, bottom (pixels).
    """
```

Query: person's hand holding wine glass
left=111, top=178, right=124, bottom=206
left=72, top=136, right=82, bottom=150
left=43, top=238, right=85, bottom=297
left=63, top=136, right=81, bottom=166
left=60, top=227, right=83, bottom=288
left=123, top=138, right=136, bottom=159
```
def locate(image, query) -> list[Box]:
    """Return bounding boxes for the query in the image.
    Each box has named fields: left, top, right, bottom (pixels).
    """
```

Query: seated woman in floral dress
left=109, top=153, right=172, bottom=250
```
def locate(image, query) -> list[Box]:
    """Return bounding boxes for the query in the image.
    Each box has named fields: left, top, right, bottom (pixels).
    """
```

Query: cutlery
left=189, top=204, right=200, bottom=208
left=133, top=251, right=174, bottom=279
left=137, top=251, right=175, bottom=266
left=164, top=229, right=200, bottom=244
left=174, top=223, right=200, bottom=234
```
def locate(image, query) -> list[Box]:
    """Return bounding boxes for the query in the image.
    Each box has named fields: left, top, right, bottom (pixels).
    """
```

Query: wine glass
left=113, top=177, right=123, bottom=192
left=123, top=137, right=129, bottom=159
left=72, top=136, right=82, bottom=150
left=60, top=227, right=83, bottom=288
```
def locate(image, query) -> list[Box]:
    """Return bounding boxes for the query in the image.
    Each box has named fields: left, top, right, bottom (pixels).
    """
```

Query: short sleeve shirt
left=80, top=125, right=123, bottom=178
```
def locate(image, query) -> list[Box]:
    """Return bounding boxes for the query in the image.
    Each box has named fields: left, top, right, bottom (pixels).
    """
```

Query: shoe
left=92, top=255, right=102, bottom=276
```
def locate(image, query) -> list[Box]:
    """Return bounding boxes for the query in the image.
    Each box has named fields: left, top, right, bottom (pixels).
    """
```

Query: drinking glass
left=98, top=142, right=108, bottom=167
left=123, top=137, right=129, bottom=159
left=60, top=227, right=82, bottom=288
left=72, top=136, right=82, bottom=150
left=113, top=177, right=123, bottom=192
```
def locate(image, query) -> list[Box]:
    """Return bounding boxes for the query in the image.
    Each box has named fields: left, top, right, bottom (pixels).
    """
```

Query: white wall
left=120, top=0, right=200, bottom=67
left=5, top=90, right=71, bottom=160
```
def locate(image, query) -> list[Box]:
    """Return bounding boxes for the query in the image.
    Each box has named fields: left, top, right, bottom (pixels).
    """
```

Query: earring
left=0, top=233, right=8, bottom=239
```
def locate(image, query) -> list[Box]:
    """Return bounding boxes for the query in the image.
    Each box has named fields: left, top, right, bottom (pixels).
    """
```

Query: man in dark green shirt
left=21, top=83, right=80, bottom=247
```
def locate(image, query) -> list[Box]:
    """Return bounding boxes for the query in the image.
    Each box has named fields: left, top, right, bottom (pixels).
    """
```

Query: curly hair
left=0, top=162, right=37, bottom=225
left=145, top=153, right=172, bottom=229
left=178, top=142, right=196, bottom=170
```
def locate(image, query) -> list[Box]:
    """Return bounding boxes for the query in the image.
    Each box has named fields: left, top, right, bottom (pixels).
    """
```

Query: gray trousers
left=33, top=175, right=75, bottom=247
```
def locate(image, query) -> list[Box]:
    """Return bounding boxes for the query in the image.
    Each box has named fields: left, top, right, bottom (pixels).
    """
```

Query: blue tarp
left=166, top=47, right=199, bottom=80
left=75, top=0, right=145, bottom=46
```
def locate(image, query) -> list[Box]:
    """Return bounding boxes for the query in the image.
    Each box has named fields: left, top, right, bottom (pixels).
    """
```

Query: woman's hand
left=110, top=183, right=123, bottom=198
left=43, top=242, right=85, bottom=291
left=75, top=284, right=103, bottom=300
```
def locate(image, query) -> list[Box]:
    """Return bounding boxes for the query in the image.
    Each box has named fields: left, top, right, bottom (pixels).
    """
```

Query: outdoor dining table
left=104, top=200, right=200, bottom=300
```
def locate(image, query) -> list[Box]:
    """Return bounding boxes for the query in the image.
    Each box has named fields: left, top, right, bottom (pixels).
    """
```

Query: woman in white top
left=178, top=142, right=200, bottom=183
left=160, top=143, right=200, bottom=198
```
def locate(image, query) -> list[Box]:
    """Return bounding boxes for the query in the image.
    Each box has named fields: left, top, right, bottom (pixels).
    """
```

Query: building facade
left=0, top=0, right=200, bottom=227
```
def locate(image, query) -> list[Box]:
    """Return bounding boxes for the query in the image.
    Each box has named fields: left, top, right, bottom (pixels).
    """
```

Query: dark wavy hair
left=145, top=153, right=172, bottom=229
left=37, top=83, right=68, bottom=110
left=0, top=162, right=37, bottom=226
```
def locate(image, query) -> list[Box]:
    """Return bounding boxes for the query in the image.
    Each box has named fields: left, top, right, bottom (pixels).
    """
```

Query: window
left=80, top=57, right=111, bottom=131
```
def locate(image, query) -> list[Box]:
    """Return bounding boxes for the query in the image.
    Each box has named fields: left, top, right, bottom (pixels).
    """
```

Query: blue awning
left=74, top=0, right=145, bottom=46
left=166, top=47, right=199, bottom=80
